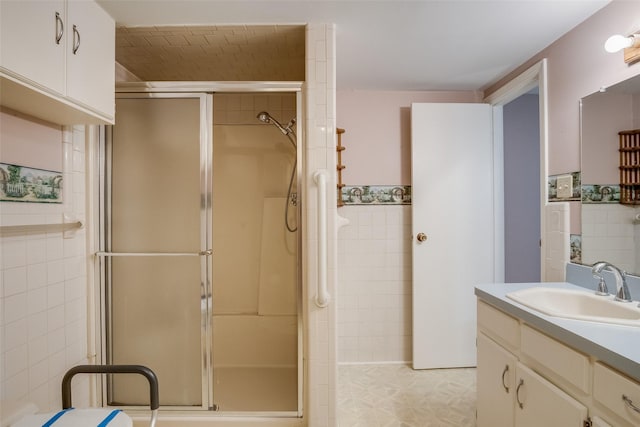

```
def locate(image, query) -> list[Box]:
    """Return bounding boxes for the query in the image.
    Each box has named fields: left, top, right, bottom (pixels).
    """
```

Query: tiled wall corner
left=544, top=202, right=570, bottom=281
left=0, top=125, right=89, bottom=411
left=337, top=205, right=412, bottom=364
left=305, top=23, right=337, bottom=427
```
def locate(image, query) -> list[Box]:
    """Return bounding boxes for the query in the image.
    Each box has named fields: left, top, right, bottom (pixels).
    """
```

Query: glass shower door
left=103, top=94, right=211, bottom=408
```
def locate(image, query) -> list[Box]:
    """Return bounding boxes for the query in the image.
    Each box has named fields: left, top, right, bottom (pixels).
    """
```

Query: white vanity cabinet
left=592, top=362, right=640, bottom=426
left=0, top=0, right=114, bottom=124
left=515, top=362, right=588, bottom=427
left=477, top=332, right=517, bottom=426
left=478, top=332, right=589, bottom=427
left=477, top=301, right=588, bottom=426
left=476, top=300, right=613, bottom=427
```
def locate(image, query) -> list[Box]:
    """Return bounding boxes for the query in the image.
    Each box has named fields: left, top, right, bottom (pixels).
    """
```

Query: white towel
left=12, top=408, right=132, bottom=427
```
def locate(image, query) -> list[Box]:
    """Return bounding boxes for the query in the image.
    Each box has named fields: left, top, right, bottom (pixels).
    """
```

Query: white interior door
left=411, top=103, right=495, bottom=369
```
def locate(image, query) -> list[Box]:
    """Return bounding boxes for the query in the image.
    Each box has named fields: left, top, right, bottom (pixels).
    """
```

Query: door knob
left=417, top=232, right=427, bottom=242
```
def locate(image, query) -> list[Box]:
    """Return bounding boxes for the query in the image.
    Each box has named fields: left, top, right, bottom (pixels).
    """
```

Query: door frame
left=484, top=59, right=548, bottom=282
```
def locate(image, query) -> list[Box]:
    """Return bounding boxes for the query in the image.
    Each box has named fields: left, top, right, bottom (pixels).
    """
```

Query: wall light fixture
left=604, top=33, right=640, bottom=64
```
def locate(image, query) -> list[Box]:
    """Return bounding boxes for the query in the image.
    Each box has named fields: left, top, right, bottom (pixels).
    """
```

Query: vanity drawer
left=520, top=324, right=590, bottom=394
left=477, top=300, right=519, bottom=352
left=593, top=362, right=640, bottom=426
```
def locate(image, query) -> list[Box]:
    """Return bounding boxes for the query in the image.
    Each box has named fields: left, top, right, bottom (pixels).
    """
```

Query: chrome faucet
left=591, top=261, right=632, bottom=302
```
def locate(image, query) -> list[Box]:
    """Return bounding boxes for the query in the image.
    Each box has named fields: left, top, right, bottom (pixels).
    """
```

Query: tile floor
left=338, top=364, right=476, bottom=427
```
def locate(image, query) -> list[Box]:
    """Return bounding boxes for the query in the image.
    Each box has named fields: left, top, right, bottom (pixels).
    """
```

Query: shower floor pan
left=213, top=366, right=298, bottom=412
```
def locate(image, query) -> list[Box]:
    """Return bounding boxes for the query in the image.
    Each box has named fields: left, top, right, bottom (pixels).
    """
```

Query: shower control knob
left=417, top=232, right=427, bottom=242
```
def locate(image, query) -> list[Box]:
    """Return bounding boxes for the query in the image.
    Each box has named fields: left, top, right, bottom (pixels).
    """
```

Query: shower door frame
left=100, top=91, right=213, bottom=410
left=99, top=82, right=304, bottom=416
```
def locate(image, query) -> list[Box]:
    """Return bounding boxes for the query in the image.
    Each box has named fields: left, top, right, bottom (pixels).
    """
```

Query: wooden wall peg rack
left=337, top=128, right=346, bottom=207
left=619, top=129, right=640, bottom=205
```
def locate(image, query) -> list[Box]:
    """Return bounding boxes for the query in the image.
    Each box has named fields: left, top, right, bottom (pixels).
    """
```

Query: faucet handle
left=595, top=277, right=609, bottom=296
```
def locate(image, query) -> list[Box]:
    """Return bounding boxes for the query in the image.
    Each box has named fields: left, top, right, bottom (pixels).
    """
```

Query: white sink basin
left=506, top=287, right=640, bottom=327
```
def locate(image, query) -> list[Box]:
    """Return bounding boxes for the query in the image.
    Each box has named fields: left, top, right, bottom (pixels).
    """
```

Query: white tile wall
left=305, top=23, right=337, bottom=427
left=582, top=203, right=639, bottom=274
left=0, top=125, right=89, bottom=412
left=337, top=205, right=412, bottom=363
left=213, top=93, right=296, bottom=126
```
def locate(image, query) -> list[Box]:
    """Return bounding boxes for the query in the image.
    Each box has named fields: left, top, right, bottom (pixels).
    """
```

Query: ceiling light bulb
left=605, top=34, right=634, bottom=53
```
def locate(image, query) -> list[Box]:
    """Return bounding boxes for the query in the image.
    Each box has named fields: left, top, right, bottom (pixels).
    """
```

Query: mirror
left=580, top=75, right=640, bottom=276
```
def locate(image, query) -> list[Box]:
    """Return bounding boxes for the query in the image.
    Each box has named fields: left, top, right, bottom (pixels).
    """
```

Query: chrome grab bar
left=96, top=250, right=212, bottom=257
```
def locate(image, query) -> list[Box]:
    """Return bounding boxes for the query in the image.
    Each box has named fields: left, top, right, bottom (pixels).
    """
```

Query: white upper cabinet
left=66, top=0, right=115, bottom=118
left=0, top=0, right=115, bottom=124
left=0, top=1, right=66, bottom=95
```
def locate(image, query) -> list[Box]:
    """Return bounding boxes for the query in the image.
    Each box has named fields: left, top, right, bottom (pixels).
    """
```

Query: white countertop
left=475, top=282, right=640, bottom=382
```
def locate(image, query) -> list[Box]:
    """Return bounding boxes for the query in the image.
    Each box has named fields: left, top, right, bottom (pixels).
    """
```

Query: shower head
left=256, top=111, right=293, bottom=136
left=256, top=111, right=273, bottom=124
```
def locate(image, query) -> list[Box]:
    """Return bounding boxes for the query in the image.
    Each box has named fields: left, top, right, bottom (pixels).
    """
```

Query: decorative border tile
left=581, top=184, right=620, bottom=203
left=0, top=163, right=63, bottom=203
left=548, top=171, right=581, bottom=202
left=570, top=234, right=582, bottom=264
left=341, top=185, right=411, bottom=205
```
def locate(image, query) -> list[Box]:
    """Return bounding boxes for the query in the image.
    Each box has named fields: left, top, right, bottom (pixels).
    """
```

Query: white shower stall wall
left=212, top=96, right=299, bottom=411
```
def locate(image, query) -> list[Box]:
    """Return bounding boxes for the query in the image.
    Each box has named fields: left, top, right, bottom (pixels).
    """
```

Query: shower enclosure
left=98, top=84, right=302, bottom=416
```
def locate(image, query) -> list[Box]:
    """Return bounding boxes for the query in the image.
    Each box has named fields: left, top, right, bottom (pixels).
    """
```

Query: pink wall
left=0, top=110, right=63, bottom=171
left=336, top=90, right=482, bottom=185
left=485, top=1, right=640, bottom=176
left=336, top=2, right=640, bottom=187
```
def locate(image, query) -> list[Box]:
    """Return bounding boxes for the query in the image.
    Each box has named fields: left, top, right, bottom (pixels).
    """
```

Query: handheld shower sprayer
left=256, top=111, right=295, bottom=136
left=256, top=110, right=298, bottom=232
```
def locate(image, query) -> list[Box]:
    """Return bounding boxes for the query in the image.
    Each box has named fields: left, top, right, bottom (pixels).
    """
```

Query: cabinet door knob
left=55, top=12, right=64, bottom=45
left=72, top=24, right=81, bottom=54
left=416, top=232, right=427, bottom=242
left=501, top=365, right=510, bottom=393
